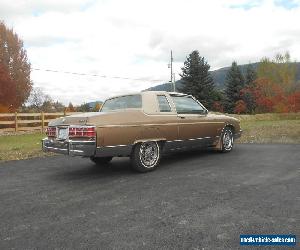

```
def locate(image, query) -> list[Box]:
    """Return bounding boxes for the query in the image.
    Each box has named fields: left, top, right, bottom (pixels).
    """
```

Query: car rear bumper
left=42, top=138, right=96, bottom=157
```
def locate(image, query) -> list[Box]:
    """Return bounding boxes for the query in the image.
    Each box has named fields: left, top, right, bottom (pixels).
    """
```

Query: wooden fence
left=0, top=112, right=81, bottom=133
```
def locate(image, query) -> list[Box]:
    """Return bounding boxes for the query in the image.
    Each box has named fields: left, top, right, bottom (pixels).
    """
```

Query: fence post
left=41, top=112, right=44, bottom=133
left=14, top=112, right=18, bottom=132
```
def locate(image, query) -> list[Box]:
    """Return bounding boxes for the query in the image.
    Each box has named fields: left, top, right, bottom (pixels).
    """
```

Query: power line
left=31, top=67, right=165, bottom=82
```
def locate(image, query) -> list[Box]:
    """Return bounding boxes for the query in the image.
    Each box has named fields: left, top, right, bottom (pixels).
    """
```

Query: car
left=42, top=91, right=242, bottom=172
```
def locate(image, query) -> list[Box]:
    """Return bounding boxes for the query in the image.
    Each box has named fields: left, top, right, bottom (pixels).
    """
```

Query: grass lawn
left=0, top=112, right=299, bottom=162
left=0, top=133, right=49, bottom=162
left=234, top=113, right=300, bottom=144
left=239, top=119, right=300, bottom=143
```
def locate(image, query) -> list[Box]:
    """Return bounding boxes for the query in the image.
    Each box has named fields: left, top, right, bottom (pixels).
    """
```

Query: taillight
left=46, top=127, right=56, bottom=137
left=69, top=126, right=96, bottom=138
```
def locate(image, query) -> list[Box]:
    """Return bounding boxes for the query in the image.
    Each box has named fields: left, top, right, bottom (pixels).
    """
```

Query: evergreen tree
left=68, top=102, right=75, bottom=112
left=179, top=50, right=215, bottom=108
left=77, top=103, right=90, bottom=112
left=245, top=64, right=257, bottom=86
left=224, top=61, right=244, bottom=113
left=242, top=64, right=257, bottom=113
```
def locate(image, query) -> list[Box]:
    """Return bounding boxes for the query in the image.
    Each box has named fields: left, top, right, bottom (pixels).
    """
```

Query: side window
left=171, top=96, right=204, bottom=114
left=157, top=95, right=171, bottom=112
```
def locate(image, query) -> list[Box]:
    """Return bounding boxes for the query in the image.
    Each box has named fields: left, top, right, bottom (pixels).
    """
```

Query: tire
left=220, top=127, right=234, bottom=152
left=90, top=156, right=113, bottom=165
left=130, top=141, right=161, bottom=172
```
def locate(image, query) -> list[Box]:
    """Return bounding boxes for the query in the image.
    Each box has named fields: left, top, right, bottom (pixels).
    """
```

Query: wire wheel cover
left=139, top=142, right=159, bottom=168
left=223, top=131, right=233, bottom=150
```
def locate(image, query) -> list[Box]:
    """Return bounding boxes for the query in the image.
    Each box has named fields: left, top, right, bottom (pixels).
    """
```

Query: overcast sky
left=1, top=0, right=300, bottom=105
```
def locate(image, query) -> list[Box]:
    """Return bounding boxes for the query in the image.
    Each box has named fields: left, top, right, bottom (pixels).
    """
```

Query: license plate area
left=57, top=127, right=69, bottom=140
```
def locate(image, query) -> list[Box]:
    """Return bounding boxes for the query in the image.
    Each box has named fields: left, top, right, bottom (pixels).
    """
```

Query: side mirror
left=204, top=109, right=208, bottom=115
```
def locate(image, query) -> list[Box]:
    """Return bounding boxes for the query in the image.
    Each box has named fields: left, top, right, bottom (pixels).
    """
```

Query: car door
left=169, top=94, right=220, bottom=148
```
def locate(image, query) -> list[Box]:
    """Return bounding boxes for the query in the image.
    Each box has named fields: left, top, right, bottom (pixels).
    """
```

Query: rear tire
left=220, top=127, right=234, bottom=152
left=90, top=156, right=113, bottom=165
left=130, top=141, right=161, bottom=172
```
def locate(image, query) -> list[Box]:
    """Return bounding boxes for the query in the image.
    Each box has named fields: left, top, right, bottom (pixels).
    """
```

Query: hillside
left=146, top=62, right=300, bottom=92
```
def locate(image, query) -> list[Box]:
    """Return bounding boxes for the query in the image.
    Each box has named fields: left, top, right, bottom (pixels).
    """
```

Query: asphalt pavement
left=0, top=144, right=299, bottom=249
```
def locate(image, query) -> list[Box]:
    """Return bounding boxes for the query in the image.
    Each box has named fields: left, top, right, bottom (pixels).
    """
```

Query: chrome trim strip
left=97, top=122, right=224, bottom=128
left=162, top=136, right=214, bottom=153
left=44, top=146, right=68, bottom=152
left=98, top=144, right=128, bottom=148
left=155, top=136, right=213, bottom=144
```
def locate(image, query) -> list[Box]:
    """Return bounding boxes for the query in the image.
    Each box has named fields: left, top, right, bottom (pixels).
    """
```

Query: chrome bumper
left=42, top=138, right=96, bottom=157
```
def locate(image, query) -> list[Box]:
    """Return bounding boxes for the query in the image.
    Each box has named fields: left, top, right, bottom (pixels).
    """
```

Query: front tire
left=130, top=141, right=161, bottom=172
left=220, top=127, right=234, bottom=152
left=90, top=156, right=113, bottom=165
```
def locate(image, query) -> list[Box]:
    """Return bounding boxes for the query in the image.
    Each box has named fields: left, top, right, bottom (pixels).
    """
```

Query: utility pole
left=168, top=50, right=176, bottom=92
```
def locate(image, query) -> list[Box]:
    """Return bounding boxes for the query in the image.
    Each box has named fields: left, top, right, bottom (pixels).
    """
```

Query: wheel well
left=224, top=124, right=235, bottom=134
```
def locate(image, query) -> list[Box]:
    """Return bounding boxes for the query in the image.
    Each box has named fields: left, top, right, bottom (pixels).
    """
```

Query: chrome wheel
left=222, top=129, right=233, bottom=151
left=139, top=141, right=159, bottom=168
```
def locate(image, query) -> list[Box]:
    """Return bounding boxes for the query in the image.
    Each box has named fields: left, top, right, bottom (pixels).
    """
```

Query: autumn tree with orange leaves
left=0, top=64, right=16, bottom=112
left=225, top=52, right=300, bottom=114
left=249, top=52, right=300, bottom=113
left=0, top=21, right=32, bottom=111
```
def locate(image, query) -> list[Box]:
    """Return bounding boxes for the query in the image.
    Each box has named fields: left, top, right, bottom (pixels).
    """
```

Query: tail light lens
left=69, top=126, right=96, bottom=139
left=46, top=127, right=56, bottom=137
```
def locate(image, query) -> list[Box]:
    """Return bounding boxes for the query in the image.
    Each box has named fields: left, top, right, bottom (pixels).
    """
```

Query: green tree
left=0, top=21, right=32, bottom=108
left=77, top=103, right=90, bottom=112
left=52, top=101, right=65, bottom=112
left=245, top=64, right=257, bottom=86
left=241, top=64, right=257, bottom=113
left=179, top=50, right=216, bottom=108
left=257, top=52, right=296, bottom=93
left=224, top=61, right=244, bottom=113
left=67, top=102, right=75, bottom=112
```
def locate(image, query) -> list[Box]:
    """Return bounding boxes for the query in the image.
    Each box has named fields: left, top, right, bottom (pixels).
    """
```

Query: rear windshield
left=101, top=94, right=142, bottom=112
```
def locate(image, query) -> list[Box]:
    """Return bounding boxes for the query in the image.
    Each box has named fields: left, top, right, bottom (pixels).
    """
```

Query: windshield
left=101, top=94, right=142, bottom=112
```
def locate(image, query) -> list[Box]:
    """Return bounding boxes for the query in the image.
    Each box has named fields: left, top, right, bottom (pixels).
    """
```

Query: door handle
left=179, top=116, right=185, bottom=119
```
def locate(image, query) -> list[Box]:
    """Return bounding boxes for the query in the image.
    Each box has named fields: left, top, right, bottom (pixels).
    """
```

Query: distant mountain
left=147, top=80, right=184, bottom=92
left=146, top=62, right=300, bottom=92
